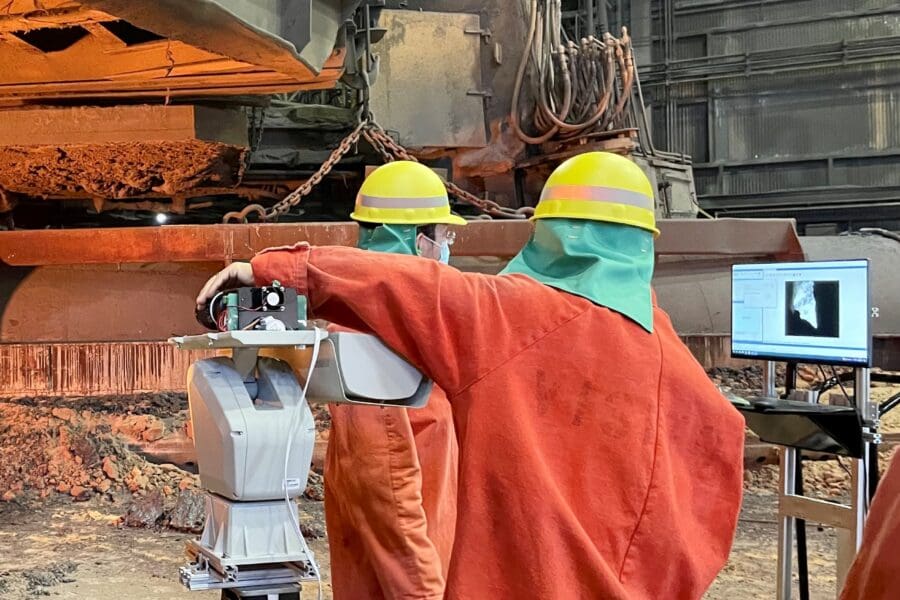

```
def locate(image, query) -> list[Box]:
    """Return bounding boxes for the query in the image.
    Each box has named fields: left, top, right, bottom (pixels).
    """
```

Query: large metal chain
left=363, top=124, right=533, bottom=219
left=224, top=118, right=531, bottom=223
left=223, top=120, right=368, bottom=223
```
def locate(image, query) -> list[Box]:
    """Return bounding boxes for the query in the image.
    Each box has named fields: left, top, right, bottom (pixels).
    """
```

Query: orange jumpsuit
left=252, top=244, right=745, bottom=600
left=840, top=451, right=900, bottom=600
left=261, top=338, right=458, bottom=599
left=325, top=379, right=457, bottom=599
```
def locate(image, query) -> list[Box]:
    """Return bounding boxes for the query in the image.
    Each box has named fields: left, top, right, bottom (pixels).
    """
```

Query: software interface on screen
left=731, top=260, right=870, bottom=366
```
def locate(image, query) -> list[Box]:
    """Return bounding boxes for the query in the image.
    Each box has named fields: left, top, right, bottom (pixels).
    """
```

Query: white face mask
left=438, top=241, right=451, bottom=264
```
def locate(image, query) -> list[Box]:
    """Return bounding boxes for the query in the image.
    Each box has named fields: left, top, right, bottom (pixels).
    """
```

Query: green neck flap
left=357, top=224, right=418, bottom=255
left=500, top=218, right=655, bottom=332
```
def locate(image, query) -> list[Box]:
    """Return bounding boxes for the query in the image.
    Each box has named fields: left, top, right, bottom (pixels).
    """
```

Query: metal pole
left=598, top=0, right=610, bottom=35
left=768, top=361, right=794, bottom=600
left=857, top=367, right=874, bottom=426
left=854, top=367, right=872, bottom=544
left=785, top=364, right=810, bottom=600
left=778, top=447, right=797, bottom=600
left=585, top=0, right=595, bottom=37
left=795, top=455, right=809, bottom=600
left=835, top=368, right=872, bottom=592
left=764, top=360, right=776, bottom=398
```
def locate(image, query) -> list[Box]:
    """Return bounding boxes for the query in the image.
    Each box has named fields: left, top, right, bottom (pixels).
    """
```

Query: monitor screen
left=731, top=260, right=870, bottom=366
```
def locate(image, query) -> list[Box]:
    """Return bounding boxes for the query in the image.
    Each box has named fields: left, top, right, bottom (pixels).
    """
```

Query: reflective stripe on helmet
left=358, top=194, right=449, bottom=209
left=540, top=185, right=654, bottom=211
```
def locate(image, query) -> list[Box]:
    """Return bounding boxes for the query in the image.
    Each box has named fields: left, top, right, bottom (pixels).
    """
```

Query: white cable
left=283, top=325, right=324, bottom=600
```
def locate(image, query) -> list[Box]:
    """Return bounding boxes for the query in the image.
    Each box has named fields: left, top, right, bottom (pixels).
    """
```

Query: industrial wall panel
left=673, top=34, right=707, bottom=59
left=712, top=88, right=900, bottom=161
left=648, top=0, right=900, bottom=219
left=693, top=168, right=720, bottom=196
left=674, top=102, right=708, bottom=161
left=368, top=9, right=488, bottom=148
left=674, top=0, right=896, bottom=36
left=711, top=63, right=900, bottom=96
left=709, top=14, right=900, bottom=54
left=832, top=156, right=900, bottom=187
left=723, top=162, right=826, bottom=195
left=669, top=81, right=708, bottom=100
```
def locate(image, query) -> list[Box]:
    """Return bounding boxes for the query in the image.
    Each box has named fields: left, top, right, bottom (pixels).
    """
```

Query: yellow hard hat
left=534, top=152, right=658, bottom=235
left=351, top=161, right=467, bottom=226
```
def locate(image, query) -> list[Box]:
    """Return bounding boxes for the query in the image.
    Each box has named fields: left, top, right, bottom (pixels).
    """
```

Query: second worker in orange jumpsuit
left=324, top=161, right=464, bottom=600
left=197, top=152, right=745, bottom=599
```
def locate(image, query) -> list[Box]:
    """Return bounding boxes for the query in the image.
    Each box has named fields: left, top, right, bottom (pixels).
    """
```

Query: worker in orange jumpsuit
left=197, top=152, right=745, bottom=599
left=324, top=161, right=463, bottom=599
left=840, top=451, right=900, bottom=599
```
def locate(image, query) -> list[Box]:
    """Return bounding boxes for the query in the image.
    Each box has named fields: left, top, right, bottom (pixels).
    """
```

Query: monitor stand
left=761, top=362, right=877, bottom=600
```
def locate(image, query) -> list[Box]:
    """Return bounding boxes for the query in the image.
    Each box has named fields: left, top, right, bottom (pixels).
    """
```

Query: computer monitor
left=731, top=260, right=871, bottom=366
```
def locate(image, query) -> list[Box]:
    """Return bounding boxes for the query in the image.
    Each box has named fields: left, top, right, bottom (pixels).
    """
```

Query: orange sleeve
left=841, top=451, right=900, bottom=599
left=251, top=243, right=583, bottom=396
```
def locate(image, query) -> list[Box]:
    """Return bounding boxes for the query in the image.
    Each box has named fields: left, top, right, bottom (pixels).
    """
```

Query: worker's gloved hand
left=196, top=262, right=254, bottom=311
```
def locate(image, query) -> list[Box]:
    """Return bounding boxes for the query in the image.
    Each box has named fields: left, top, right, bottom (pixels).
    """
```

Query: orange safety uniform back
left=251, top=245, right=745, bottom=599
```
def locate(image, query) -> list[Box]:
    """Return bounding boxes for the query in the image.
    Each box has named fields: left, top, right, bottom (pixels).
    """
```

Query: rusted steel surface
left=680, top=335, right=754, bottom=370
left=0, top=1, right=350, bottom=102
left=0, top=218, right=808, bottom=344
left=0, top=218, right=802, bottom=266
left=0, top=224, right=356, bottom=266
left=0, top=263, right=217, bottom=343
left=0, top=342, right=214, bottom=397
left=7, top=334, right=890, bottom=399
left=659, top=218, right=803, bottom=258
left=0, top=337, right=755, bottom=398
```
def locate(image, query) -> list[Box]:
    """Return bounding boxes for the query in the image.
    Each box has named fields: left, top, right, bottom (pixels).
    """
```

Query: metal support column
left=772, top=359, right=797, bottom=600
left=585, top=0, right=595, bottom=37
left=776, top=366, right=873, bottom=599
left=835, top=368, right=873, bottom=591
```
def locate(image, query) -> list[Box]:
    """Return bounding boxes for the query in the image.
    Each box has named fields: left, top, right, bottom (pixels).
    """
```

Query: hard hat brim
left=351, top=212, right=468, bottom=226
left=531, top=211, right=660, bottom=237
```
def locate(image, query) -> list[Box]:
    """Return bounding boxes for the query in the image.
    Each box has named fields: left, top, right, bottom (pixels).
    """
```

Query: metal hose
left=511, top=0, right=635, bottom=145
left=510, top=0, right=562, bottom=144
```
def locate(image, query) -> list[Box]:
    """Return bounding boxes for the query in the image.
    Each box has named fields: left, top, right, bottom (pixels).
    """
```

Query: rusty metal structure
left=0, top=0, right=370, bottom=222
left=0, top=0, right=897, bottom=397
left=0, top=0, right=701, bottom=225
left=0, top=219, right=806, bottom=396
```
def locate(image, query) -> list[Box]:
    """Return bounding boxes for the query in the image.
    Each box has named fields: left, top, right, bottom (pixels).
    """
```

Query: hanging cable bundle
left=511, top=0, right=635, bottom=144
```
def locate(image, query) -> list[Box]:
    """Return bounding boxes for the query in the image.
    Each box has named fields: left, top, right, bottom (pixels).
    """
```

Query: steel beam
left=701, top=186, right=900, bottom=211
left=0, top=218, right=803, bottom=266
left=5, top=334, right=898, bottom=397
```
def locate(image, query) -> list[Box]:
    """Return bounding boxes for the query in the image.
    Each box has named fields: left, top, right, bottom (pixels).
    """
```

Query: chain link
left=224, top=117, right=531, bottom=223
left=363, top=124, right=532, bottom=219
left=225, top=120, right=368, bottom=223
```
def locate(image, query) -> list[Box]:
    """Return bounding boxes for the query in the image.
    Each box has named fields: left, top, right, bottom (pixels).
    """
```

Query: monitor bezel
left=729, top=258, right=872, bottom=368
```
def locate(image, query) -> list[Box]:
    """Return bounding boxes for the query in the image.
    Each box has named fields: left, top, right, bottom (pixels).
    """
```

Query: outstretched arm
left=241, top=244, right=582, bottom=396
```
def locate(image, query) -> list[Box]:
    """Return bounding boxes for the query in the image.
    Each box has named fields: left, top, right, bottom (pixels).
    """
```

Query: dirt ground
left=0, top=496, right=330, bottom=600
left=0, top=471, right=846, bottom=600
left=0, top=372, right=897, bottom=600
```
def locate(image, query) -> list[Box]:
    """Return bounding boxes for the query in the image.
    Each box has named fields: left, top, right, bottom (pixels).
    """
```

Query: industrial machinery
left=196, top=282, right=307, bottom=332
left=0, top=0, right=696, bottom=227
left=0, top=1, right=897, bottom=393
left=173, top=286, right=432, bottom=597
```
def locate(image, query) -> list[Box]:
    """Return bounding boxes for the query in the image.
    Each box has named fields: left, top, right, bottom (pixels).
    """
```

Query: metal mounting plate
left=169, top=329, right=328, bottom=350
left=180, top=558, right=314, bottom=591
